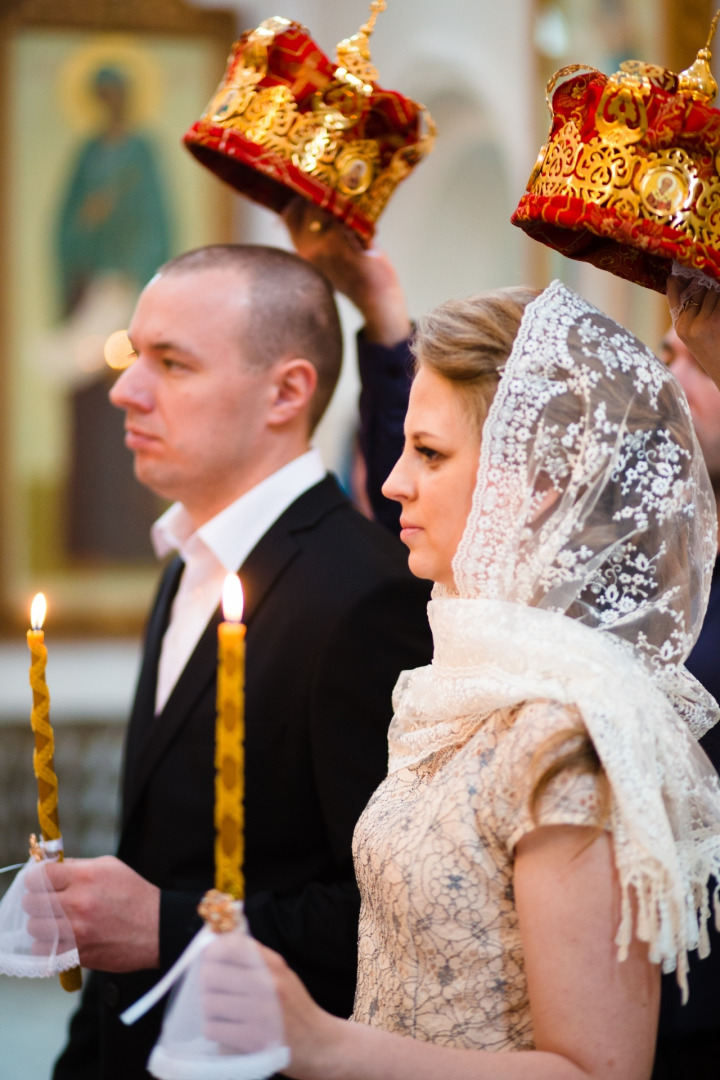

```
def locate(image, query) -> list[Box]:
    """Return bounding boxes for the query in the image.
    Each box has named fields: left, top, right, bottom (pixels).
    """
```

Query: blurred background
left=0, top=0, right=715, bottom=1074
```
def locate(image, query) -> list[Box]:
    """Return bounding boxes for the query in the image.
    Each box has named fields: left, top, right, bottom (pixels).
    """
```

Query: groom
left=34, top=244, right=431, bottom=1080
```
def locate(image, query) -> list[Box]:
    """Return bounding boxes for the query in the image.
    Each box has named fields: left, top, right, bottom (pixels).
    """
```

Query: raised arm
left=666, top=276, right=720, bottom=390
left=282, top=198, right=411, bottom=348
left=283, top=200, right=413, bottom=532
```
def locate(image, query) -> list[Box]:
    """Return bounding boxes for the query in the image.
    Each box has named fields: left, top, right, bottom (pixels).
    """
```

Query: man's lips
left=124, top=426, right=160, bottom=451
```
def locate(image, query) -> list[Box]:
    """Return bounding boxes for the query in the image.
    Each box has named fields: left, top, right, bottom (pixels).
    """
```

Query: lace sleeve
left=487, top=700, right=604, bottom=857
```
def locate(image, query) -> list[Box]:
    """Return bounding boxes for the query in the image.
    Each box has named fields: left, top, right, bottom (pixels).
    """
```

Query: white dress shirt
left=152, top=449, right=326, bottom=713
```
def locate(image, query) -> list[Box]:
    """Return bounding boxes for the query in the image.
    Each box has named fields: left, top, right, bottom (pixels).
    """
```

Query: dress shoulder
left=485, top=700, right=604, bottom=857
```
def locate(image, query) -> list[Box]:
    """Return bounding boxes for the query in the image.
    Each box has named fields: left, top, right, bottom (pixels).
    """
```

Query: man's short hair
left=159, top=244, right=343, bottom=430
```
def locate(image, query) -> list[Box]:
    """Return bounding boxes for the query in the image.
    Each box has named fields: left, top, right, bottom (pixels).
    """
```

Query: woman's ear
left=267, top=358, right=318, bottom=428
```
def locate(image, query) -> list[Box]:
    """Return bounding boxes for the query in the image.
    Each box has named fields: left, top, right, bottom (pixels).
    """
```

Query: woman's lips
left=399, top=521, right=422, bottom=543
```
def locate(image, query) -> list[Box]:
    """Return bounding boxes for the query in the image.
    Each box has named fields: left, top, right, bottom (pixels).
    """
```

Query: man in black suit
left=37, top=245, right=431, bottom=1079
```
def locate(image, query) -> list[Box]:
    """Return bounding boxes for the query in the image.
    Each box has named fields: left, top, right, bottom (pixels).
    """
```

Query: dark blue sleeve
left=357, top=330, right=413, bottom=535
left=654, top=561, right=720, bottom=1062
left=686, top=564, right=720, bottom=741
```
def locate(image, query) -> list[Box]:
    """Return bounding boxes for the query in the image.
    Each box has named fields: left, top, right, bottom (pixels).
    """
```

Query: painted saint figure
left=57, top=65, right=170, bottom=317
left=56, top=64, right=172, bottom=562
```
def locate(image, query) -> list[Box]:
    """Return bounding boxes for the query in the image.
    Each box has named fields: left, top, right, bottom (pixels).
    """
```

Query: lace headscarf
left=389, top=279, right=720, bottom=996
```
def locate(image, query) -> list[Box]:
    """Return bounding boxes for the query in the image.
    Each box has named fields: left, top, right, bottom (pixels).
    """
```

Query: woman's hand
left=201, top=930, right=343, bottom=1076
left=666, top=276, right=720, bottom=390
left=282, top=197, right=412, bottom=346
left=200, top=868, right=659, bottom=1080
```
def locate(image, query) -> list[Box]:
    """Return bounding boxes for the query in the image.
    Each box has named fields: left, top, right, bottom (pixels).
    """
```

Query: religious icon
left=49, top=44, right=174, bottom=563
left=3, top=22, right=229, bottom=628
left=337, top=154, right=373, bottom=195
left=639, top=166, right=688, bottom=217
left=57, top=64, right=171, bottom=317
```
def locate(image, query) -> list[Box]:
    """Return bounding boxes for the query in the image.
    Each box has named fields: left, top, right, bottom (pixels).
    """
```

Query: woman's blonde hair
left=413, top=285, right=610, bottom=828
left=411, top=286, right=541, bottom=431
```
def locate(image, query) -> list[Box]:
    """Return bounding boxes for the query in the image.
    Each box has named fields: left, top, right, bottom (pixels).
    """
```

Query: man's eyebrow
left=128, top=335, right=197, bottom=357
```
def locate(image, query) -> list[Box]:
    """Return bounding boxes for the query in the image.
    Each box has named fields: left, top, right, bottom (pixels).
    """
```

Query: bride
left=198, top=280, right=720, bottom=1080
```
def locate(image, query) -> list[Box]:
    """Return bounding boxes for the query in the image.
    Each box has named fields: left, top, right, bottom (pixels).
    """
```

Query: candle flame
left=30, top=592, right=47, bottom=631
left=222, top=574, right=244, bottom=622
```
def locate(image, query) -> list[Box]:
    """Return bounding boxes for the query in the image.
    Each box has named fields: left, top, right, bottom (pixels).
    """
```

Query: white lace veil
left=389, top=279, right=720, bottom=997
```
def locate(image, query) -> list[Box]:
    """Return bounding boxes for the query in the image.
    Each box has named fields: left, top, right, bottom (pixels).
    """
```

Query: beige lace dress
left=351, top=700, right=602, bottom=1051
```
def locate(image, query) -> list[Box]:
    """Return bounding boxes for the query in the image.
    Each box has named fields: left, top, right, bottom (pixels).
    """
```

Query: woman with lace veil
left=198, top=280, right=720, bottom=1080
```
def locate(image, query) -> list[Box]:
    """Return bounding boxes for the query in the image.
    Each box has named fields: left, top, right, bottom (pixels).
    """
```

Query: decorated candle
left=27, top=593, right=82, bottom=992
left=215, top=574, right=246, bottom=899
left=27, top=594, right=60, bottom=841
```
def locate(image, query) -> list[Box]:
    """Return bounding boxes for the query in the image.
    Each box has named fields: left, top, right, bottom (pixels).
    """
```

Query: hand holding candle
left=215, top=574, right=246, bottom=900
left=27, top=593, right=82, bottom=992
left=123, top=575, right=247, bottom=1034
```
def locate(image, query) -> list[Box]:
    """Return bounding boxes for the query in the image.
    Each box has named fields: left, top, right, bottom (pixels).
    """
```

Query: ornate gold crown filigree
left=184, top=5, right=435, bottom=244
left=512, top=11, right=720, bottom=291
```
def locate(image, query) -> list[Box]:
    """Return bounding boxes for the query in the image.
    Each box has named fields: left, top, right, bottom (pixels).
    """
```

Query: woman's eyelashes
left=415, top=443, right=443, bottom=463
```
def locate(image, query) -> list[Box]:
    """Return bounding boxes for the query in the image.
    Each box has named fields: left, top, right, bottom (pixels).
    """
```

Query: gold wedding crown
left=183, top=4, right=435, bottom=244
left=512, top=12, right=720, bottom=290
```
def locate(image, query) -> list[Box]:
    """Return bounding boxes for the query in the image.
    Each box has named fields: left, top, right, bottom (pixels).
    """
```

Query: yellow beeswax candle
left=215, top=574, right=246, bottom=900
left=27, top=593, right=81, bottom=992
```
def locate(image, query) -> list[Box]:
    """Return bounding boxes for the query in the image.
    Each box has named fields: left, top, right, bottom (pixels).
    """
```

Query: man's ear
left=267, top=358, right=318, bottom=427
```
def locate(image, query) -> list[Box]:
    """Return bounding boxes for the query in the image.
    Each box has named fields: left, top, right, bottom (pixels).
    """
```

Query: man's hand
left=283, top=197, right=412, bottom=347
left=667, top=275, right=720, bottom=390
left=23, top=855, right=160, bottom=973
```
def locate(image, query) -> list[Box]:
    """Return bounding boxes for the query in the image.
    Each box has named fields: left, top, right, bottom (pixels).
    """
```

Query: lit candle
left=27, top=593, right=82, bottom=992
left=215, top=574, right=246, bottom=900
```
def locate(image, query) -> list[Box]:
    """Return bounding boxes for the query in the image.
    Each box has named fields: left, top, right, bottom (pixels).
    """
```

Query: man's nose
left=109, top=361, right=153, bottom=412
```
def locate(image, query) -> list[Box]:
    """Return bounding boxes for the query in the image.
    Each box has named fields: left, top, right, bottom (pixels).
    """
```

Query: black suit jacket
left=54, top=476, right=432, bottom=1079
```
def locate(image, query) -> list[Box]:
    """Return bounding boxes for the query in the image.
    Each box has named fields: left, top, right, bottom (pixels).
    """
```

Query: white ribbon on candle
left=121, top=924, right=215, bottom=1026
left=123, top=908, right=290, bottom=1080
left=40, top=838, right=65, bottom=857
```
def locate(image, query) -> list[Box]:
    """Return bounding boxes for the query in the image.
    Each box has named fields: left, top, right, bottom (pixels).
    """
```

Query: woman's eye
left=416, top=445, right=441, bottom=462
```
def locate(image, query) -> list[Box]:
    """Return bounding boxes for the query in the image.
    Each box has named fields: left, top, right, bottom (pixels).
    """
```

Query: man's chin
left=133, top=461, right=174, bottom=501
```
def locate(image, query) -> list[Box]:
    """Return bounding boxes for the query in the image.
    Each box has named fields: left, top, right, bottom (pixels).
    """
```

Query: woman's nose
left=382, top=452, right=412, bottom=504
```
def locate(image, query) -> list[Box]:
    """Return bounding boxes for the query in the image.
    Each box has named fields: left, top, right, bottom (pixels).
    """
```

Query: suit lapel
left=121, top=477, right=347, bottom=827
left=122, top=556, right=184, bottom=821
left=239, top=474, right=347, bottom=624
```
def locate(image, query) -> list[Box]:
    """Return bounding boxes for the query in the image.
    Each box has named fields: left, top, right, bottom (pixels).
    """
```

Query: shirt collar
left=151, top=448, right=326, bottom=571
